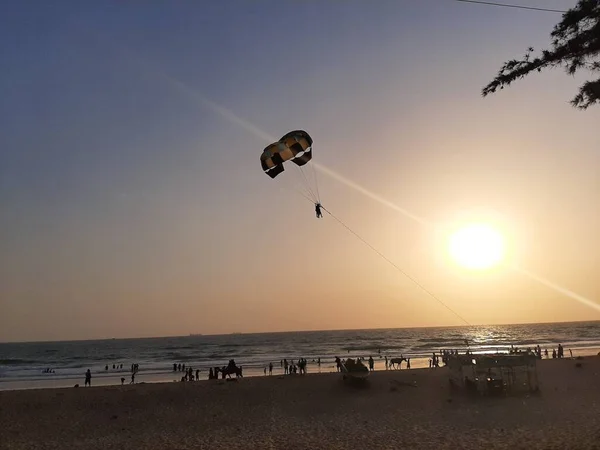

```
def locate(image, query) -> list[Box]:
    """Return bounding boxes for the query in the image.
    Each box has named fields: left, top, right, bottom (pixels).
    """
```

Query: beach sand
left=2, top=357, right=599, bottom=450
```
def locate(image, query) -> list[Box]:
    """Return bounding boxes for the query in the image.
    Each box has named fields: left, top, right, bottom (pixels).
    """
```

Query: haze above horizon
left=1, top=0, right=599, bottom=342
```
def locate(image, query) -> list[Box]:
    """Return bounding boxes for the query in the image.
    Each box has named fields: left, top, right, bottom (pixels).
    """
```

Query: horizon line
left=2, top=318, right=598, bottom=345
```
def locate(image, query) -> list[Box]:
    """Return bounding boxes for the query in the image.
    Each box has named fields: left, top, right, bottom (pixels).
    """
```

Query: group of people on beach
left=174, top=362, right=204, bottom=381
left=263, top=363, right=274, bottom=375
left=511, top=344, right=568, bottom=359
left=281, top=358, right=309, bottom=374
left=80, top=341, right=576, bottom=389
left=334, top=356, right=376, bottom=372
left=182, top=367, right=200, bottom=381
left=180, top=360, right=246, bottom=380
left=83, top=363, right=139, bottom=387
left=174, top=363, right=207, bottom=381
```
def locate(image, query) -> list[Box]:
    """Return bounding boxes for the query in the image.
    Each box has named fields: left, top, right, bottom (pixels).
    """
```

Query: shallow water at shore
left=2, top=321, right=599, bottom=390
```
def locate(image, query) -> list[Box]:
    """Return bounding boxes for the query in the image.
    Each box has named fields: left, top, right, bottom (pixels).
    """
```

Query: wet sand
left=2, top=357, right=599, bottom=450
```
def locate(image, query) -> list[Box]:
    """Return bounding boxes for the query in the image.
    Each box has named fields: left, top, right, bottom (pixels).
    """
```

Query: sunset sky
left=1, top=0, right=599, bottom=342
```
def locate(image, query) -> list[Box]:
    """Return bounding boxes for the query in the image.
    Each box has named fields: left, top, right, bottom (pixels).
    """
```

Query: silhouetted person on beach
left=299, top=358, right=307, bottom=375
left=368, top=356, right=374, bottom=371
left=269, top=363, right=273, bottom=375
left=85, top=369, right=91, bottom=387
left=105, top=365, right=108, bottom=371
left=196, top=369, right=200, bottom=381
left=407, top=358, right=411, bottom=369
left=121, top=377, right=125, bottom=385
left=173, top=363, right=177, bottom=372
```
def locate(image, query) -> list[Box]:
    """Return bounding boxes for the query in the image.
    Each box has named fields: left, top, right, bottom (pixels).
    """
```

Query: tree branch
left=482, top=0, right=600, bottom=109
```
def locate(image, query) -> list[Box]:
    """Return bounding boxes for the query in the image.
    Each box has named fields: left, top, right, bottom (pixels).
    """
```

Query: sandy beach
left=2, top=357, right=599, bottom=450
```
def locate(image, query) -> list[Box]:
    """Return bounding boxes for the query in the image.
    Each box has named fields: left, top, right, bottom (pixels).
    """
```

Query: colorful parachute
left=260, top=130, right=313, bottom=179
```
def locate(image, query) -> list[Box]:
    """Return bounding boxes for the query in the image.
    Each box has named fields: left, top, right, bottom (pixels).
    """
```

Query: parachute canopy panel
left=260, top=130, right=313, bottom=179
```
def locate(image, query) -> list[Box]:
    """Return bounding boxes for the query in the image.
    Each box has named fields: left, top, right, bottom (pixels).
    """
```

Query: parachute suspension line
left=278, top=181, right=316, bottom=206
left=285, top=160, right=314, bottom=203
left=295, top=187, right=316, bottom=205
left=309, top=160, right=321, bottom=203
left=320, top=206, right=472, bottom=327
left=298, top=165, right=318, bottom=203
left=296, top=173, right=315, bottom=203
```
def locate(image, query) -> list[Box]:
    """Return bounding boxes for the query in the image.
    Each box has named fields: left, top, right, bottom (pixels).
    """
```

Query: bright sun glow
left=447, top=223, right=506, bottom=270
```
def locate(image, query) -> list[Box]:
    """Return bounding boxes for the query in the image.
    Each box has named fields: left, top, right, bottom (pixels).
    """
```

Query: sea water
left=1, top=321, right=599, bottom=390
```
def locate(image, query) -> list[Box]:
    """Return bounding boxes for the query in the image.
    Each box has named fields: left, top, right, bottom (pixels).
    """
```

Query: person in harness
left=315, top=202, right=323, bottom=218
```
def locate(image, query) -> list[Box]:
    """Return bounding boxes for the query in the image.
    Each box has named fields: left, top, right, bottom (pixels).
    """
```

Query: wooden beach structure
left=447, top=353, right=539, bottom=396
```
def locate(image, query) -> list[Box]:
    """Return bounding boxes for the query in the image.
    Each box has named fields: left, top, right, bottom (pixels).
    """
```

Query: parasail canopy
left=260, top=130, right=313, bottom=179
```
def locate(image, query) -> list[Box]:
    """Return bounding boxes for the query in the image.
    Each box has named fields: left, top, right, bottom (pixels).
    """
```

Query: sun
left=447, top=223, right=506, bottom=270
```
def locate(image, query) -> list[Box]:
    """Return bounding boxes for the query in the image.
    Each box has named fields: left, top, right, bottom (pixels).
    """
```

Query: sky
left=1, top=0, right=599, bottom=342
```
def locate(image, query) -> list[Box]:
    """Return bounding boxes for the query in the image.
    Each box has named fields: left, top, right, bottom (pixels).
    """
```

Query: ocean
left=1, top=321, right=599, bottom=390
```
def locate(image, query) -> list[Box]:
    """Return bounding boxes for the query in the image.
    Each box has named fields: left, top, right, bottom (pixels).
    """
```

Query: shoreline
left=2, top=349, right=598, bottom=392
